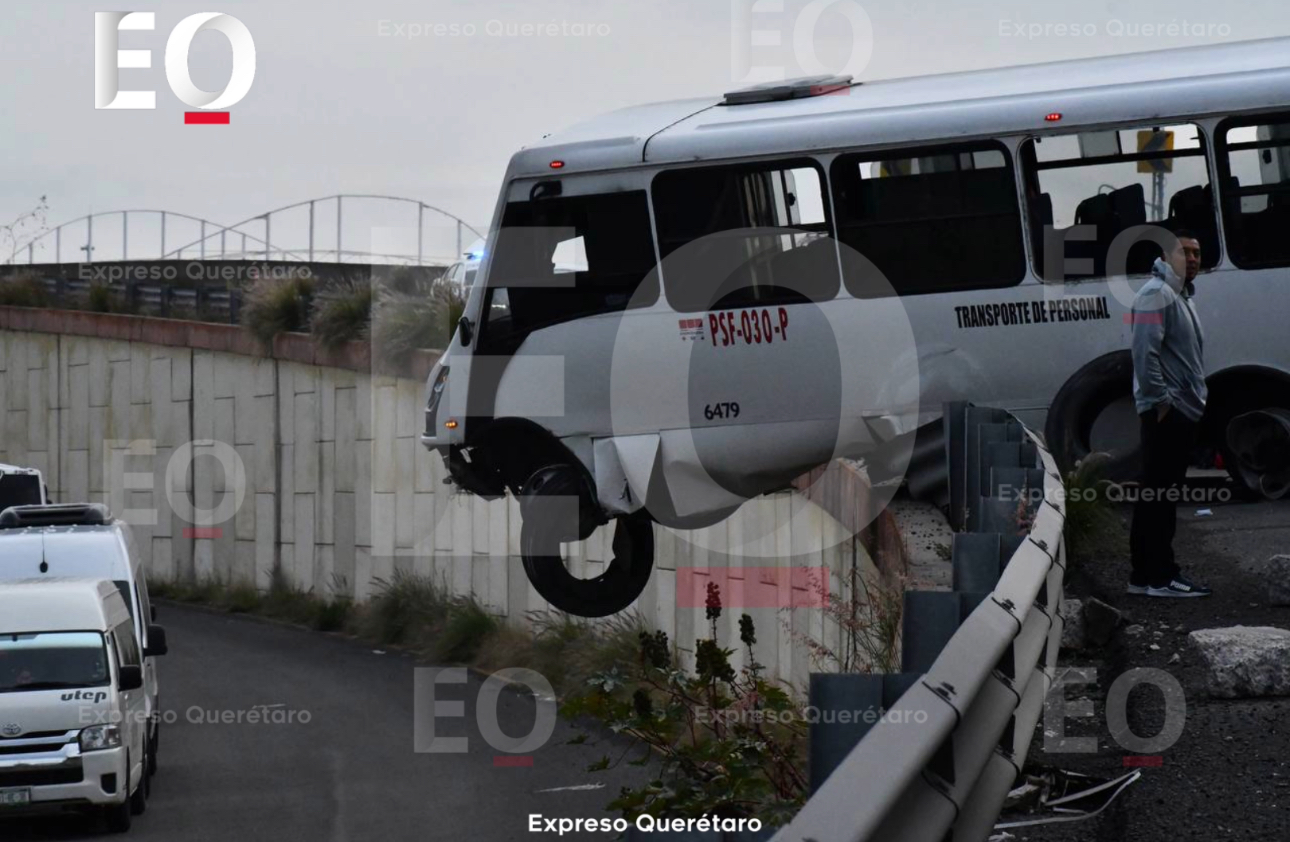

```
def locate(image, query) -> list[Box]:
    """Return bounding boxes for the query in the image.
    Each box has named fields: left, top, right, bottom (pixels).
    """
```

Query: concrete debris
left=1189, top=626, right=1290, bottom=698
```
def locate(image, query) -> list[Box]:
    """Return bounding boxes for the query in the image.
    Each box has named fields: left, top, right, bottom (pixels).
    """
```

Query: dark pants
left=1129, top=409, right=1198, bottom=587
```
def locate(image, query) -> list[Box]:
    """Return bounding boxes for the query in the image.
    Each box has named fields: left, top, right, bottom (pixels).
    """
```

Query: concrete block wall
left=0, top=324, right=884, bottom=687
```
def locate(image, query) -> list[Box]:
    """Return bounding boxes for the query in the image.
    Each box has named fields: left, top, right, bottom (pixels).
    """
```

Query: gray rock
left=1189, top=626, right=1290, bottom=698
left=1260, top=555, right=1290, bottom=606
left=1059, top=598, right=1085, bottom=650
left=1124, top=624, right=1145, bottom=636
left=1083, top=597, right=1123, bottom=647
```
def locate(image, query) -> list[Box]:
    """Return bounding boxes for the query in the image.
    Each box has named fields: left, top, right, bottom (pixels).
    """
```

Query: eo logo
left=94, top=12, right=255, bottom=124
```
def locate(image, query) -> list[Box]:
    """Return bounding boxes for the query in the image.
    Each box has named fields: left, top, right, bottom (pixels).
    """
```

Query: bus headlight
left=425, top=366, right=450, bottom=436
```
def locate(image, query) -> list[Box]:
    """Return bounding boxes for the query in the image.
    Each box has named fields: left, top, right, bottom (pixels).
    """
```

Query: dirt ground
left=998, top=492, right=1290, bottom=841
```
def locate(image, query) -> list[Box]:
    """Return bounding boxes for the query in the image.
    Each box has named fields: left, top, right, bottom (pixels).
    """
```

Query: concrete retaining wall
left=0, top=310, right=890, bottom=685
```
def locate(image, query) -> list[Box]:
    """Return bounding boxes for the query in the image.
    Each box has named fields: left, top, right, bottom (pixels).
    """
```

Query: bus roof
left=510, top=36, right=1290, bottom=177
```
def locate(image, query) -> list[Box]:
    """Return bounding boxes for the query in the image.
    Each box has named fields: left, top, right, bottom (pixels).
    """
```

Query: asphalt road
left=1, top=606, right=649, bottom=841
left=1007, top=496, right=1290, bottom=841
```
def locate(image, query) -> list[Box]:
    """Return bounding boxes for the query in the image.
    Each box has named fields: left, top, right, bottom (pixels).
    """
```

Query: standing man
left=1128, top=229, right=1212, bottom=597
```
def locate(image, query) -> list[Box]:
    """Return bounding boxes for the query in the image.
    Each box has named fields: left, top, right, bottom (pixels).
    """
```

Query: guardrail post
left=808, top=673, right=920, bottom=793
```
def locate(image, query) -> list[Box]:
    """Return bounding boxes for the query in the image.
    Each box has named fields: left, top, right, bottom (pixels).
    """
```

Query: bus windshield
left=484, top=190, right=658, bottom=338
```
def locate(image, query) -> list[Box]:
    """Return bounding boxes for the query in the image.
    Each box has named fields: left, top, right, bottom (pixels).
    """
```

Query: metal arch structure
left=5, top=209, right=295, bottom=266
left=162, top=194, right=486, bottom=266
left=7, top=194, right=487, bottom=266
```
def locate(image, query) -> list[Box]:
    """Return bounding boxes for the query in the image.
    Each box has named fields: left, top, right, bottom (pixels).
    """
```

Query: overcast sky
left=3, top=0, right=1288, bottom=263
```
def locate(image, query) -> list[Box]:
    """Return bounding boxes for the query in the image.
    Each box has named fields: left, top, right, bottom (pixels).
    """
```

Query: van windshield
left=0, top=632, right=110, bottom=693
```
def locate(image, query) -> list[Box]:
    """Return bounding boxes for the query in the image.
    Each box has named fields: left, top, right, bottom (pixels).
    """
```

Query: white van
left=0, top=505, right=167, bottom=778
left=422, top=38, right=1290, bottom=617
left=0, top=579, right=149, bottom=832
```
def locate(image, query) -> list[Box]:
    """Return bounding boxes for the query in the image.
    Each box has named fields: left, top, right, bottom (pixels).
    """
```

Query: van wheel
left=148, top=720, right=159, bottom=776
left=1046, top=350, right=1143, bottom=482
left=130, top=751, right=148, bottom=815
left=104, top=797, right=132, bottom=833
left=1221, top=407, right=1290, bottom=499
left=519, top=465, right=654, bottom=618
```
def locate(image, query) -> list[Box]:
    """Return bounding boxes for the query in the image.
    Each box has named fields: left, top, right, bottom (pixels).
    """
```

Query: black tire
left=104, top=796, right=132, bottom=833
left=519, top=465, right=654, bottom=618
left=1046, top=350, right=1143, bottom=481
left=148, top=718, right=159, bottom=777
left=130, top=750, right=148, bottom=816
left=1219, top=407, right=1290, bottom=499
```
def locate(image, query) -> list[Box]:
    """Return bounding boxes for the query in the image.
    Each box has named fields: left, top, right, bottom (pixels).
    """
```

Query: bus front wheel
left=518, top=464, right=654, bottom=618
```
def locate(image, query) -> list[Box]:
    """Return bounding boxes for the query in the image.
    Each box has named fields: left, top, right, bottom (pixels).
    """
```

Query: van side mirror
left=119, top=665, right=143, bottom=692
left=151, top=604, right=158, bottom=622
left=458, top=315, right=474, bottom=346
left=145, top=625, right=168, bottom=658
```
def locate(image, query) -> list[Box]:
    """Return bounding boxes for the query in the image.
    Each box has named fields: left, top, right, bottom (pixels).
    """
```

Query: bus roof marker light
left=549, top=160, right=565, bottom=169
left=1045, top=112, right=1063, bottom=122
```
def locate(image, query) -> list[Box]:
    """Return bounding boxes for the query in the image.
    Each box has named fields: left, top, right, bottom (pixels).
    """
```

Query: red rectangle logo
left=676, top=566, right=828, bottom=608
left=493, top=756, right=534, bottom=767
left=185, top=112, right=230, bottom=124
left=1123, top=755, right=1163, bottom=767
left=183, top=527, right=223, bottom=539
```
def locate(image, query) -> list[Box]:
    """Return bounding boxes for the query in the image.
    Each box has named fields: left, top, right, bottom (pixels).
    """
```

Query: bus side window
left=1218, top=115, right=1290, bottom=269
left=1022, top=123, right=1218, bottom=281
left=830, top=142, right=1026, bottom=297
left=652, top=160, right=839, bottom=312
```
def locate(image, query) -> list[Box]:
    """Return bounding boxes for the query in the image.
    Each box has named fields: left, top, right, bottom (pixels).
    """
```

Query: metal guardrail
left=771, top=402, right=1065, bottom=842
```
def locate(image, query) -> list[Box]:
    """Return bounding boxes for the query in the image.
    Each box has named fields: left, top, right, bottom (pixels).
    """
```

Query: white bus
left=422, top=37, right=1290, bottom=617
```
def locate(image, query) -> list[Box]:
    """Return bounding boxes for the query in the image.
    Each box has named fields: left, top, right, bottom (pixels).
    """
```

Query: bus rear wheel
left=518, top=464, right=654, bottom=618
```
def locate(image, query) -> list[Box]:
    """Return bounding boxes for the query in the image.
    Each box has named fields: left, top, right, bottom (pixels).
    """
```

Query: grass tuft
left=242, top=275, right=315, bottom=345
left=434, top=597, right=500, bottom=663
left=1062, top=452, right=1128, bottom=571
left=0, top=271, right=50, bottom=308
left=310, top=275, right=375, bottom=350
left=370, top=278, right=464, bottom=368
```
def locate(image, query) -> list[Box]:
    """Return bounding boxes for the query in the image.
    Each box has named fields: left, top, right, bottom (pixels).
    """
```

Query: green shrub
left=221, top=581, right=261, bottom=614
left=0, top=271, right=50, bottom=307
left=87, top=282, right=114, bottom=313
left=433, top=596, right=500, bottom=663
left=311, top=595, right=353, bottom=632
left=310, top=276, right=375, bottom=349
left=1062, top=452, right=1127, bottom=571
left=563, top=584, right=807, bottom=828
left=371, top=278, right=464, bottom=368
left=242, top=275, right=315, bottom=345
left=361, top=570, right=450, bottom=645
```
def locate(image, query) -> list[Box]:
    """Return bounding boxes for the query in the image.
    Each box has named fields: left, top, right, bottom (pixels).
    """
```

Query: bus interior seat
left=761, top=236, right=840, bottom=301
left=1166, top=183, right=1220, bottom=264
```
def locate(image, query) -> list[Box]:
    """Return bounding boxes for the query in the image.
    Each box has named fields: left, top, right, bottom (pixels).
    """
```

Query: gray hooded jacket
left=1131, top=258, right=1207, bottom=422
